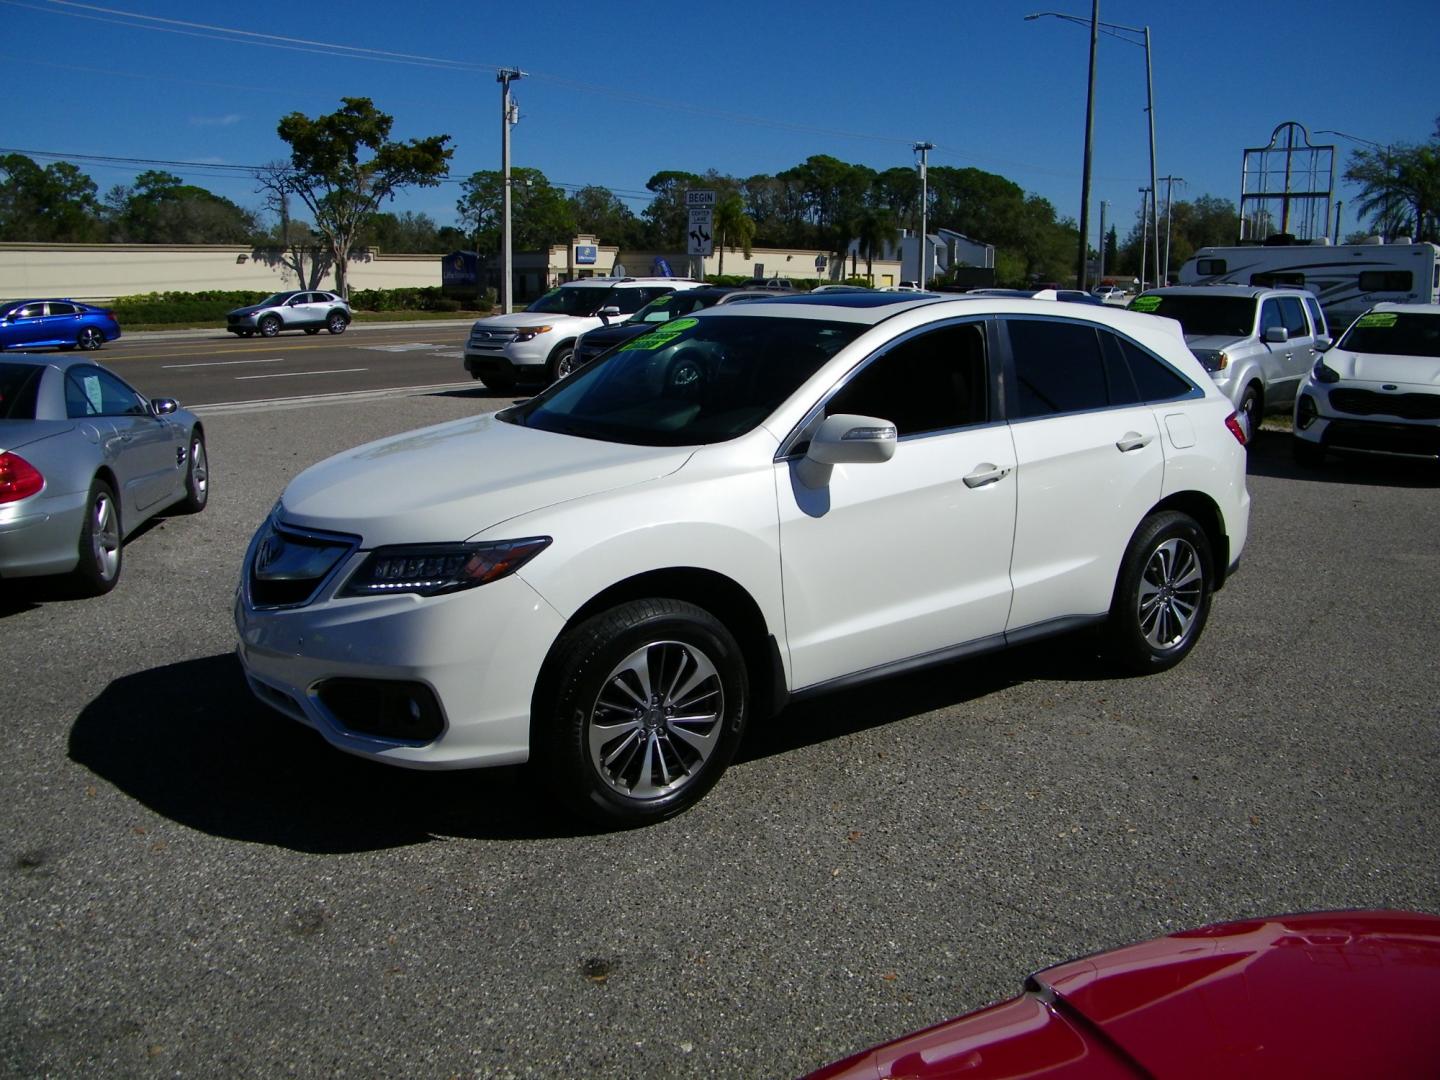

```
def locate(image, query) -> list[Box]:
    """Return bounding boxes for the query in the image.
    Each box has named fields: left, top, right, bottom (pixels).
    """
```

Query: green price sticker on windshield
left=1355, top=312, right=1398, bottom=328
left=620, top=316, right=699, bottom=351
left=1130, top=295, right=1162, bottom=313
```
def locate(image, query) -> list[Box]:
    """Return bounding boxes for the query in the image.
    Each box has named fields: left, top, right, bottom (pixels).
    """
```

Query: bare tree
left=255, top=162, right=331, bottom=290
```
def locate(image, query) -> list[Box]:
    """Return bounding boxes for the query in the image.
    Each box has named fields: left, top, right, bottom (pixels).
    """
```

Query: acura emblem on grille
left=255, top=534, right=284, bottom=572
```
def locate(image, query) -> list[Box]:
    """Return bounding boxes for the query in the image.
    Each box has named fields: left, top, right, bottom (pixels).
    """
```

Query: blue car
left=0, top=299, right=122, bottom=352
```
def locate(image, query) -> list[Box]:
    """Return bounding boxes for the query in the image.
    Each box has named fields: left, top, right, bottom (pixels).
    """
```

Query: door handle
left=1115, top=432, right=1154, bottom=452
left=963, top=463, right=1011, bottom=488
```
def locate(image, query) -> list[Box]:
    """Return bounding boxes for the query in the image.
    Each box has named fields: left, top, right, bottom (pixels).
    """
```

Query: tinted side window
left=1196, top=259, right=1227, bottom=275
left=1105, top=335, right=1194, bottom=403
left=826, top=322, right=988, bottom=436
left=1006, top=319, right=1131, bottom=418
left=1277, top=297, right=1308, bottom=336
left=610, top=289, right=653, bottom=315
left=1304, top=296, right=1328, bottom=338
left=48, top=302, right=77, bottom=316
left=1259, top=299, right=1283, bottom=335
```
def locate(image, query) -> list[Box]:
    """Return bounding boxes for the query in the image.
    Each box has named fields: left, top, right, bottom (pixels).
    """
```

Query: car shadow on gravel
left=1246, top=429, right=1440, bottom=487
left=68, top=653, right=598, bottom=853
left=740, top=633, right=1121, bottom=765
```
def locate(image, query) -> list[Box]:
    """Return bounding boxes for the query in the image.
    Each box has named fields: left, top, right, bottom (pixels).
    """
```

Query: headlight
left=1194, top=349, right=1229, bottom=372
left=1312, top=359, right=1340, bottom=383
left=338, top=537, right=551, bottom=598
left=513, top=325, right=554, bottom=342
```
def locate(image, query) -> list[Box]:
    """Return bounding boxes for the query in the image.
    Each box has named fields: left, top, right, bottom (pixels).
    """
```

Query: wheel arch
left=532, top=566, right=785, bottom=730
left=1149, top=490, right=1231, bottom=591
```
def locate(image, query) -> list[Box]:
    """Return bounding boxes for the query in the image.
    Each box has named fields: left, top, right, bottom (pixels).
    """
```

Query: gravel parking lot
left=2, top=388, right=1437, bottom=1077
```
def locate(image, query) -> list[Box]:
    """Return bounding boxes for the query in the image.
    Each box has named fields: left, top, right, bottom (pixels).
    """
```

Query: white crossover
left=237, top=293, right=1250, bottom=825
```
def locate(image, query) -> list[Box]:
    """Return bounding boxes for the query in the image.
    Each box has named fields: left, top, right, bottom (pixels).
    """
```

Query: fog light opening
left=315, top=678, right=445, bottom=744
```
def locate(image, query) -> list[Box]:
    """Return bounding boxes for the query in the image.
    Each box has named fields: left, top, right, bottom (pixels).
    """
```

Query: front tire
left=179, top=431, right=209, bottom=513
left=259, top=315, right=281, bottom=338
left=71, top=478, right=122, bottom=595
left=1103, top=511, right=1213, bottom=674
left=1239, top=383, right=1262, bottom=442
left=548, top=343, right=576, bottom=383
left=535, top=599, right=749, bottom=826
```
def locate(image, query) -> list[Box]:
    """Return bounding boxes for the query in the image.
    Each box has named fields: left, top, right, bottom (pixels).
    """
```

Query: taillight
left=1224, top=411, right=1248, bottom=447
left=0, top=451, right=45, bottom=502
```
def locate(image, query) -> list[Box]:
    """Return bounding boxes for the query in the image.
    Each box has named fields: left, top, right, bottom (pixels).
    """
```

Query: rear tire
left=1102, top=511, right=1213, bottom=674
left=78, top=327, right=104, bottom=350
left=326, top=313, right=349, bottom=335
left=534, top=599, right=749, bottom=826
left=70, top=478, right=122, bottom=596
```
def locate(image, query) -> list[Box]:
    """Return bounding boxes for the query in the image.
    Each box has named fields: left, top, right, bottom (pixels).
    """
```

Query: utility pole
left=914, top=141, right=934, bottom=287
left=1077, top=0, right=1099, bottom=290
left=497, top=66, right=525, bottom=314
left=1138, top=187, right=1151, bottom=290
left=1097, top=200, right=1109, bottom=285
left=1159, top=175, right=1184, bottom=285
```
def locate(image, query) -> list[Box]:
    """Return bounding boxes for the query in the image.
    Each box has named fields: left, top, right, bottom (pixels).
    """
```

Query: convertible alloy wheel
left=1104, top=511, right=1212, bottom=673
left=180, top=432, right=209, bottom=513
left=72, top=479, right=122, bottom=595
left=77, top=327, right=104, bottom=350
left=538, top=598, right=749, bottom=826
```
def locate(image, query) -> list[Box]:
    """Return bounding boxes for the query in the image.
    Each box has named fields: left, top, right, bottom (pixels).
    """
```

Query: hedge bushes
left=109, top=286, right=485, bottom=325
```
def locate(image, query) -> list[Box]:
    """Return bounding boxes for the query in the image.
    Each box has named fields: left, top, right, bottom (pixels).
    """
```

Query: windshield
left=526, top=286, right=614, bottom=317
left=501, top=315, right=864, bottom=446
left=626, top=292, right=712, bottom=325
left=258, top=293, right=299, bottom=308
left=1131, top=294, right=1257, bottom=338
left=1338, top=311, right=1440, bottom=357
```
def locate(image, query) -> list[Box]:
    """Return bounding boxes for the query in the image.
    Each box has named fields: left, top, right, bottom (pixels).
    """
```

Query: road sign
left=688, top=208, right=713, bottom=256
left=685, top=190, right=716, bottom=209
left=815, top=255, right=827, bottom=270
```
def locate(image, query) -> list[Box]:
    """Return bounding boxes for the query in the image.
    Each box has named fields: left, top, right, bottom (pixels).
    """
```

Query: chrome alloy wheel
left=90, top=490, right=121, bottom=582
left=1137, top=537, right=1203, bottom=650
left=190, top=439, right=209, bottom=499
left=586, top=640, right=725, bottom=801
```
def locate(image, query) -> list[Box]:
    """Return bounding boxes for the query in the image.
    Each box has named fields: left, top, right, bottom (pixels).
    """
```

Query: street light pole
left=1159, top=174, right=1184, bottom=284
left=1077, top=0, right=1099, bottom=290
left=498, top=66, right=525, bottom=314
left=914, top=141, right=934, bottom=287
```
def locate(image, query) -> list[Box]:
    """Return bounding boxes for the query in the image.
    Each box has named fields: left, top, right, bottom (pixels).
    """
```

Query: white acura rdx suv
left=236, top=292, right=1250, bottom=825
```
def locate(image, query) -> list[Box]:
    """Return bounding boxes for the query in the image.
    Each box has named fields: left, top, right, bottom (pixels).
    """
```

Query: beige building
left=0, top=236, right=905, bottom=304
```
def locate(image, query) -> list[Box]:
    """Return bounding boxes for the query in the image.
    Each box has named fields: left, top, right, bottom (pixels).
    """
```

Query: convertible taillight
left=0, top=451, right=44, bottom=502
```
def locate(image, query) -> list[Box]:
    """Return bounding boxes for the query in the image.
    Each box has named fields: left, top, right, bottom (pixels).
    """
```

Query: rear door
left=1268, top=295, right=1315, bottom=407
left=1001, top=316, right=1165, bottom=630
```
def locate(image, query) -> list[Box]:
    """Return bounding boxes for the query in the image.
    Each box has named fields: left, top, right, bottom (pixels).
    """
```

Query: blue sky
left=3, top=0, right=1438, bottom=247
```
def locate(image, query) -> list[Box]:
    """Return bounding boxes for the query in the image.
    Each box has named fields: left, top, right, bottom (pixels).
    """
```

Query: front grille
left=1329, top=389, right=1440, bottom=421
left=246, top=518, right=359, bottom=609
left=467, top=328, right=519, bottom=352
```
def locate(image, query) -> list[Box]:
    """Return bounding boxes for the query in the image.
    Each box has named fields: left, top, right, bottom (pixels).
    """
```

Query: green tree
left=104, top=170, right=260, bottom=244
left=276, top=97, right=452, bottom=296
left=1344, top=133, right=1440, bottom=241
left=641, top=170, right=705, bottom=249
left=712, top=194, right=755, bottom=275
left=568, top=185, right=641, bottom=248
left=456, top=167, right=575, bottom=258
left=0, top=153, right=104, bottom=241
left=360, top=210, right=444, bottom=252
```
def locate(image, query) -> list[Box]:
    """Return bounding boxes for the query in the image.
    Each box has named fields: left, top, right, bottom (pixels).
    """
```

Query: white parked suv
left=463, top=277, right=702, bottom=391
left=1293, top=303, right=1440, bottom=464
left=237, top=292, right=1250, bottom=825
left=1129, top=285, right=1330, bottom=437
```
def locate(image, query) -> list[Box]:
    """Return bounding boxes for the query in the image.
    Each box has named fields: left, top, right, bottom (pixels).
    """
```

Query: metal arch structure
left=1239, top=122, right=1336, bottom=243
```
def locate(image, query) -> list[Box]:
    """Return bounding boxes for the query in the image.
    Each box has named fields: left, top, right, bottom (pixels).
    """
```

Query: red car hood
left=808, top=911, right=1440, bottom=1079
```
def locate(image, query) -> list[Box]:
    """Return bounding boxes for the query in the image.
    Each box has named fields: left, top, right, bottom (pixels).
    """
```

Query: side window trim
left=775, top=315, right=1000, bottom=460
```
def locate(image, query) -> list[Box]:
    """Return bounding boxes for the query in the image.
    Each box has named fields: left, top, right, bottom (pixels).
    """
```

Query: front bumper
left=234, top=571, right=567, bottom=770
left=463, top=334, right=553, bottom=381
left=1294, top=387, right=1440, bottom=459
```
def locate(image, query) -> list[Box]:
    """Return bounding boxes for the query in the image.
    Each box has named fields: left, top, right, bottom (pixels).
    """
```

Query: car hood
left=279, top=411, right=693, bottom=547
left=1184, top=333, right=1251, bottom=353
left=472, top=311, right=597, bottom=331
left=580, top=322, right=651, bottom=348
left=1325, top=349, right=1440, bottom=386
left=228, top=303, right=269, bottom=317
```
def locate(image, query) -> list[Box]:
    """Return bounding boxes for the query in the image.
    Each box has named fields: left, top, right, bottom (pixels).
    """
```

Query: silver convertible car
left=0, top=355, right=208, bottom=594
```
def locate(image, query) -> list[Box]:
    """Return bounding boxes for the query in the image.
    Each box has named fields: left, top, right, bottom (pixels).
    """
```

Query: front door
left=775, top=319, right=1017, bottom=691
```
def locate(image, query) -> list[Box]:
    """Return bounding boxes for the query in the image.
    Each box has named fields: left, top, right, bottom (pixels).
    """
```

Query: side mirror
left=1315, top=335, right=1333, bottom=352
left=1263, top=326, right=1289, bottom=344
left=151, top=398, right=179, bottom=416
left=796, top=413, right=897, bottom=488
left=597, top=305, right=621, bottom=324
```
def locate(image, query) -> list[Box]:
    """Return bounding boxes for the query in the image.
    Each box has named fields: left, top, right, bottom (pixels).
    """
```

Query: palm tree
left=713, top=195, right=755, bottom=275
left=1345, top=141, right=1440, bottom=242
left=854, top=207, right=901, bottom=284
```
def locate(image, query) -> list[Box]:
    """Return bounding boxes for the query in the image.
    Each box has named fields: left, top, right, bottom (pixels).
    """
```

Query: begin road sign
left=685, top=190, right=716, bottom=209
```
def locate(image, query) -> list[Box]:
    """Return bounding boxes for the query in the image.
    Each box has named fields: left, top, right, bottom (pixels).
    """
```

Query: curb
left=122, top=319, right=478, bottom=343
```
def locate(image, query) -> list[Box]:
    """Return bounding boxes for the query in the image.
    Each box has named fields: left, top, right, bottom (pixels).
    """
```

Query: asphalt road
left=1, top=386, right=1437, bottom=1078
left=97, top=321, right=478, bottom=407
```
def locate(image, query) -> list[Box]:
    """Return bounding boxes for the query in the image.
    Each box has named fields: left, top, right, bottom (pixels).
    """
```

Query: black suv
left=565, top=287, right=770, bottom=379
